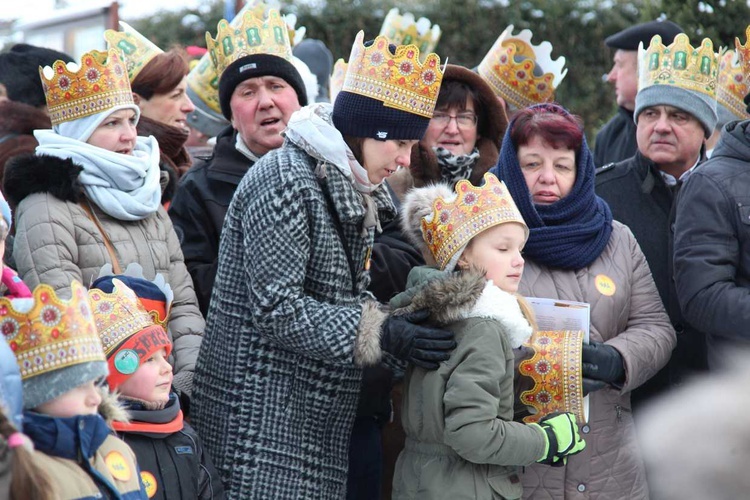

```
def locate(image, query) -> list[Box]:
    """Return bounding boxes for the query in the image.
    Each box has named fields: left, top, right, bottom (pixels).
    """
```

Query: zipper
left=615, top=404, right=632, bottom=423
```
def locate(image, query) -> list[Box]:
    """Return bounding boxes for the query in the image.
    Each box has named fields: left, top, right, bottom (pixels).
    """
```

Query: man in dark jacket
left=594, top=20, right=683, bottom=167
left=596, top=32, right=717, bottom=410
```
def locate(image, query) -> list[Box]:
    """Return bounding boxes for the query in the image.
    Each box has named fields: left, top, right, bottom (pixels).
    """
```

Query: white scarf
left=34, top=130, right=162, bottom=221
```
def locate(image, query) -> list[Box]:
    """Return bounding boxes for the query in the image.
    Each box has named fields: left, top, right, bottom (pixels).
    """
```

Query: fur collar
left=98, top=387, right=130, bottom=425
left=0, top=100, right=51, bottom=135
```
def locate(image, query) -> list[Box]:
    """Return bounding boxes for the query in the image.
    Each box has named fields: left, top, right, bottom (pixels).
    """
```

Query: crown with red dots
left=477, top=25, right=567, bottom=110
left=717, top=49, right=749, bottom=120
left=342, top=31, right=444, bottom=118
left=0, top=281, right=105, bottom=380
left=39, top=48, right=134, bottom=126
left=421, top=173, right=527, bottom=270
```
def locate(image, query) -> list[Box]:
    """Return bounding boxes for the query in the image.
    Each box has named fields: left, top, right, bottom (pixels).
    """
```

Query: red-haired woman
left=491, top=103, right=675, bottom=499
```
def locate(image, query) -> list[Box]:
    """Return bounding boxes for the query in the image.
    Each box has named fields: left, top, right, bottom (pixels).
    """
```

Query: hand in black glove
left=582, top=378, right=607, bottom=396
left=582, top=342, right=625, bottom=387
left=381, top=310, right=456, bottom=370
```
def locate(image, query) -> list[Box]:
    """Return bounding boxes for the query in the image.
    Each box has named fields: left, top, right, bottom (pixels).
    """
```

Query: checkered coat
left=191, top=139, right=394, bottom=499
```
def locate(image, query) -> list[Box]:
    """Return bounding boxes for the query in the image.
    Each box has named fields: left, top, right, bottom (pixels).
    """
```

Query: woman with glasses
left=388, top=65, right=508, bottom=200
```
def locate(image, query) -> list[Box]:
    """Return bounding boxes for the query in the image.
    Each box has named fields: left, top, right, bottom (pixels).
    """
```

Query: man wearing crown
left=596, top=33, right=717, bottom=410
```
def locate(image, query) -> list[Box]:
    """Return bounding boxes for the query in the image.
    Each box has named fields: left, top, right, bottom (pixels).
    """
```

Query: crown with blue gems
left=378, top=8, right=441, bottom=62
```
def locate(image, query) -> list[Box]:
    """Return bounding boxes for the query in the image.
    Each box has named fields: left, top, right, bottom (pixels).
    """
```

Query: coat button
left=578, top=484, right=586, bottom=492
left=582, top=425, right=590, bottom=434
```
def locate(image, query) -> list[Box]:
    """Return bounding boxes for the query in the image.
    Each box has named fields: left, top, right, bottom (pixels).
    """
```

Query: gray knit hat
left=635, top=85, right=717, bottom=137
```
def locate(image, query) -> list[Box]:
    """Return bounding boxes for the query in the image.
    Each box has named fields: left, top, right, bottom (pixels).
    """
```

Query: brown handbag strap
left=79, top=200, right=123, bottom=274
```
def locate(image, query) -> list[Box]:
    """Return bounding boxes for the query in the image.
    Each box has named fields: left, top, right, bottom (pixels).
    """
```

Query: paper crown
left=341, top=31, right=443, bottom=119
left=421, top=173, right=527, bottom=270
left=378, top=8, right=441, bottom=62
left=717, top=49, right=749, bottom=120
left=0, top=281, right=104, bottom=380
left=104, top=21, right=164, bottom=82
left=96, top=263, right=174, bottom=328
left=206, top=8, right=293, bottom=76
left=477, top=25, right=568, bottom=110
left=329, top=58, right=347, bottom=102
left=638, top=34, right=720, bottom=100
left=39, top=48, right=134, bottom=127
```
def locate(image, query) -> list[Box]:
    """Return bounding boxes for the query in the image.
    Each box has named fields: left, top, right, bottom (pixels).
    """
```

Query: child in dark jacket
left=89, top=270, right=225, bottom=500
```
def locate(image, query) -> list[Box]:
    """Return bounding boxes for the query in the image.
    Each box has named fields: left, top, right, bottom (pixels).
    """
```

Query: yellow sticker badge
left=105, top=451, right=132, bottom=482
left=141, top=471, right=158, bottom=498
left=595, top=274, right=616, bottom=297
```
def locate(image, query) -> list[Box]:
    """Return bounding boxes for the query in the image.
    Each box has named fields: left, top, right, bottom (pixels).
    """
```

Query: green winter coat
left=390, top=267, right=546, bottom=500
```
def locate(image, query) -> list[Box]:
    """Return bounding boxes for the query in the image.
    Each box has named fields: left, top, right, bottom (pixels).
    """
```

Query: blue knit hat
left=0, top=190, right=10, bottom=232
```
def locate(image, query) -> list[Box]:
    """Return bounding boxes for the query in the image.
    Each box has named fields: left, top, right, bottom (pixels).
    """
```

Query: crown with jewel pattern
left=638, top=33, right=720, bottom=100
left=477, top=25, right=567, bottom=110
left=39, top=48, right=134, bottom=127
left=206, top=8, right=293, bottom=76
left=342, top=31, right=443, bottom=118
left=378, top=8, right=441, bottom=63
left=717, top=49, right=749, bottom=120
left=104, top=21, right=164, bottom=82
left=329, top=58, right=347, bottom=102
left=0, top=281, right=104, bottom=380
left=421, top=173, right=527, bottom=270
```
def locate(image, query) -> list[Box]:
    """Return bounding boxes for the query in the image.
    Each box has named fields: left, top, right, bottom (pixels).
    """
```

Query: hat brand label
left=239, top=63, right=258, bottom=73
left=376, top=131, right=388, bottom=139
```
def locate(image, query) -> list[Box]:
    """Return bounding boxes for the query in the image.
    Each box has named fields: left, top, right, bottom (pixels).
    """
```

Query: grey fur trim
left=354, top=301, right=387, bottom=367
left=98, top=387, right=130, bottom=426
left=397, top=269, right=487, bottom=325
left=400, top=183, right=455, bottom=258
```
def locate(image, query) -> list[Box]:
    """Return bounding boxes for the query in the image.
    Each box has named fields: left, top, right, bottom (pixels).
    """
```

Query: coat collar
left=23, top=411, right=111, bottom=461
left=205, top=127, right=256, bottom=184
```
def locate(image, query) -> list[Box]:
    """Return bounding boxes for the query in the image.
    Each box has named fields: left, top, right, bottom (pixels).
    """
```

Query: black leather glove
left=380, top=310, right=456, bottom=370
left=582, top=378, right=607, bottom=396
left=582, top=342, right=625, bottom=386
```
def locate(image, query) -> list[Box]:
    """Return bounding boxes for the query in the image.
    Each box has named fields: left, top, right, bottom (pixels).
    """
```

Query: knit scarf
left=491, top=111, right=612, bottom=270
left=434, top=146, right=480, bottom=185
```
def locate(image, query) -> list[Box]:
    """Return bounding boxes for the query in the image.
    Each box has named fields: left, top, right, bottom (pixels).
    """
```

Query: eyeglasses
left=431, top=111, right=478, bottom=129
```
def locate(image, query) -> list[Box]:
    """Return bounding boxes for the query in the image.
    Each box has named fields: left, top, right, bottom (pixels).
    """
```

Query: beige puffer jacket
left=518, top=221, right=675, bottom=499
left=4, top=153, right=204, bottom=395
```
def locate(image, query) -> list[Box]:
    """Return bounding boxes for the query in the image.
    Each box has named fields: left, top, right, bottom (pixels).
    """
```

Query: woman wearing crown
left=2, top=49, right=204, bottom=404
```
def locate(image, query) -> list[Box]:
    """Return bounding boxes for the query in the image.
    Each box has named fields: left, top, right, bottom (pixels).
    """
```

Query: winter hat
left=0, top=281, right=108, bottom=410
left=0, top=334, right=23, bottom=430
left=292, top=38, right=334, bottom=103
left=605, top=20, right=683, bottom=51
left=0, top=44, right=74, bottom=108
left=0, top=190, right=11, bottom=232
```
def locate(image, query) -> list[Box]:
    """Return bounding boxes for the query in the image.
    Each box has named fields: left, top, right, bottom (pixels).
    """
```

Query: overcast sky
left=1, top=0, right=204, bottom=23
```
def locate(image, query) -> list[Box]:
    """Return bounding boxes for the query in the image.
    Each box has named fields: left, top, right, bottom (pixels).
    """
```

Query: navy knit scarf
left=489, top=108, right=613, bottom=270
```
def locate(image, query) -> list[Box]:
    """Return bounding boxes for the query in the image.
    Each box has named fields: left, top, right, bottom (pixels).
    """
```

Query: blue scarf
left=490, top=105, right=612, bottom=270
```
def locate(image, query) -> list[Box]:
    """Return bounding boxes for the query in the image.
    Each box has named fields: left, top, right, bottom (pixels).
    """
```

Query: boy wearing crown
left=0, top=281, right=148, bottom=499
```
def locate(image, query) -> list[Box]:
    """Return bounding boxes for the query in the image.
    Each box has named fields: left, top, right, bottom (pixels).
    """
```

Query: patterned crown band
left=40, top=49, right=134, bottom=127
left=378, top=8, right=441, bottom=62
left=717, top=50, right=749, bottom=120
left=421, top=173, right=527, bottom=270
left=734, top=26, right=750, bottom=108
left=342, top=31, right=444, bottom=118
left=638, top=33, right=720, bottom=100
left=0, top=281, right=105, bottom=380
left=104, top=21, right=164, bottom=82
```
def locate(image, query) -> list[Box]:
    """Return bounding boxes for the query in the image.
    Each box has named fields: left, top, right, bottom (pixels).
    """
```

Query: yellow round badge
left=595, top=274, right=616, bottom=297
left=141, top=471, right=158, bottom=498
left=105, top=451, right=132, bottom=482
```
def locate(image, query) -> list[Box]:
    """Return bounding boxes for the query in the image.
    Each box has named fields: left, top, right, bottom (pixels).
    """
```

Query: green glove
left=529, top=412, right=586, bottom=466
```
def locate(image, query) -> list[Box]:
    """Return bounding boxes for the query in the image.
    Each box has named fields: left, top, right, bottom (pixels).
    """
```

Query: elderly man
left=596, top=33, right=718, bottom=409
left=594, top=19, right=683, bottom=167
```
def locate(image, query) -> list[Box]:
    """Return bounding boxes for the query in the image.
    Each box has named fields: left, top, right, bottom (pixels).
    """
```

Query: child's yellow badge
left=595, top=274, right=616, bottom=296
left=105, top=451, right=132, bottom=481
left=141, top=471, right=158, bottom=498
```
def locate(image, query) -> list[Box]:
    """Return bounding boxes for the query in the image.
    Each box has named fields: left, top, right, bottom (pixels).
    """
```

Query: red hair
left=510, top=104, right=584, bottom=152
left=131, top=49, right=189, bottom=99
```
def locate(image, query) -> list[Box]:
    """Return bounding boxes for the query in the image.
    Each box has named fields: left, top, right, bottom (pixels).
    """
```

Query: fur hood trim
left=98, top=387, right=130, bottom=426
left=0, top=100, right=52, bottom=135
left=3, top=153, right=83, bottom=208
left=399, top=182, right=453, bottom=260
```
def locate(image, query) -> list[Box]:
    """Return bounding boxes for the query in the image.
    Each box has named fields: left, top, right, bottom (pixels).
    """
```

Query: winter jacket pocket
left=738, top=204, right=750, bottom=226
left=487, top=466, right=523, bottom=500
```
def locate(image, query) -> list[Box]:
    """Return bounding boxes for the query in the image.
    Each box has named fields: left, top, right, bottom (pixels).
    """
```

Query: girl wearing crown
left=2, top=49, right=204, bottom=402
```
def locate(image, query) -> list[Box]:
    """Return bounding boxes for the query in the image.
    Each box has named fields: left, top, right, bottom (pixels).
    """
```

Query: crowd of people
left=0, top=5, right=748, bottom=500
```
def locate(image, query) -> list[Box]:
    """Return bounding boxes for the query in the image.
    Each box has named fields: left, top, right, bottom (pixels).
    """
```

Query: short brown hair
left=131, top=49, right=189, bottom=99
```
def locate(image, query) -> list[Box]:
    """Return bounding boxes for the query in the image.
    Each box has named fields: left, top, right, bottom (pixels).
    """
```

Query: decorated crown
left=477, top=25, right=567, bottom=110
left=0, top=281, right=105, bottom=380
left=329, top=58, right=347, bottom=102
left=342, top=31, right=443, bottom=118
left=187, top=53, right=223, bottom=115
left=39, top=48, right=134, bottom=127
left=638, top=34, right=720, bottom=99
left=421, top=173, right=527, bottom=270
left=206, top=8, right=293, bottom=76
left=717, top=49, right=749, bottom=120
left=378, top=8, right=441, bottom=62
left=96, top=263, right=174, bottom=329
left=244, top=1, right=306, bottom=47
left=104, top=21, right=164, bottom=82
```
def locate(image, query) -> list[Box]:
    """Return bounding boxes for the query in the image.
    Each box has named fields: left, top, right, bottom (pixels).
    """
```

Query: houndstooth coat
left=191, top=139, right=394, bottom=499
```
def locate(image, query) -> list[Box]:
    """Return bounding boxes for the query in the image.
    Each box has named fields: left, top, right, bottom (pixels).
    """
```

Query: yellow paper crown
left=0, top=281, right=104, bottom=380
left=477, top=25, right=567, bottom=110
left=717, top=50, right=749, bottom=120
left=206, top=8, right=293, bottom=77
left=329, top=58, right=347, bottom=102
left=40, top=48, right=134, bottom=127
left=104, top=21, right=164, bottom=82
left=378, top=8, right=441, bottom=62
left=342, top=31, right=444, bottom=118
left=638, top=34, right=720, bottom=100
left=421, top=173, right=527, bottom=270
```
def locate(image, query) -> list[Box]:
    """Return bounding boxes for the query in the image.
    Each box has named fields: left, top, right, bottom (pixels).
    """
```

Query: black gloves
left=380, top=310, right=456, bottom=370
left=582, top=342, right=625, bottom=394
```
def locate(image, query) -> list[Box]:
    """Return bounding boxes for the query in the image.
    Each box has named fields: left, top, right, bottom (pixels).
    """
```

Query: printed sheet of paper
left=525, top=297, right=590, bottom=343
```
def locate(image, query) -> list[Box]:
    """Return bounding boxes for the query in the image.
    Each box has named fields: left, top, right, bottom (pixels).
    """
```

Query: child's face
left=118, top=348, right=173, bottom=403
left=35, top=380, right=102, bottom=418
left=459, top=223, right=527, bottom=293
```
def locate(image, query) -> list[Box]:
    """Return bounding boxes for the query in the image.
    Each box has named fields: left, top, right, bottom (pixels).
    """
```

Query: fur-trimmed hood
left=98, top=386, right=130, bottom=426
left=390, top=266, right=532, bottom=348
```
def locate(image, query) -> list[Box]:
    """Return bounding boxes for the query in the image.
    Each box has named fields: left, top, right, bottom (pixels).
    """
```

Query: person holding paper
left=491, top=103, right=674, bottom=499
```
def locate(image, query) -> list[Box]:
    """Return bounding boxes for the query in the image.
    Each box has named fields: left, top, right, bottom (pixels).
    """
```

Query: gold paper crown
left=421, top=173, right=527, bottom=270
left=477, top=25, right=568, bottom=110
left=188, top=53, right=222, bottom=114
left=0, top=281, right=105, bottom=380
left=39, top=49, right=134, bottom=127
left=717, top=50, right=749, bottom=120
left=104, top=21, right=164, bottom=82
left=342, top=31, right=444, bottom=118
left=638, top=34, right=720, bottom=100
left=206, top=8, right=293, bottom=76
left=329, top=58, right=347, bottom=102
left=378, top=8, right=441, bottom=62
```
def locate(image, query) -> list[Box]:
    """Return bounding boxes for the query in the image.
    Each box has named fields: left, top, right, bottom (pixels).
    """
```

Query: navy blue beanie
left=332, top=91, right=430, bottom=141
left=91, top=275, right=166, bottom=303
